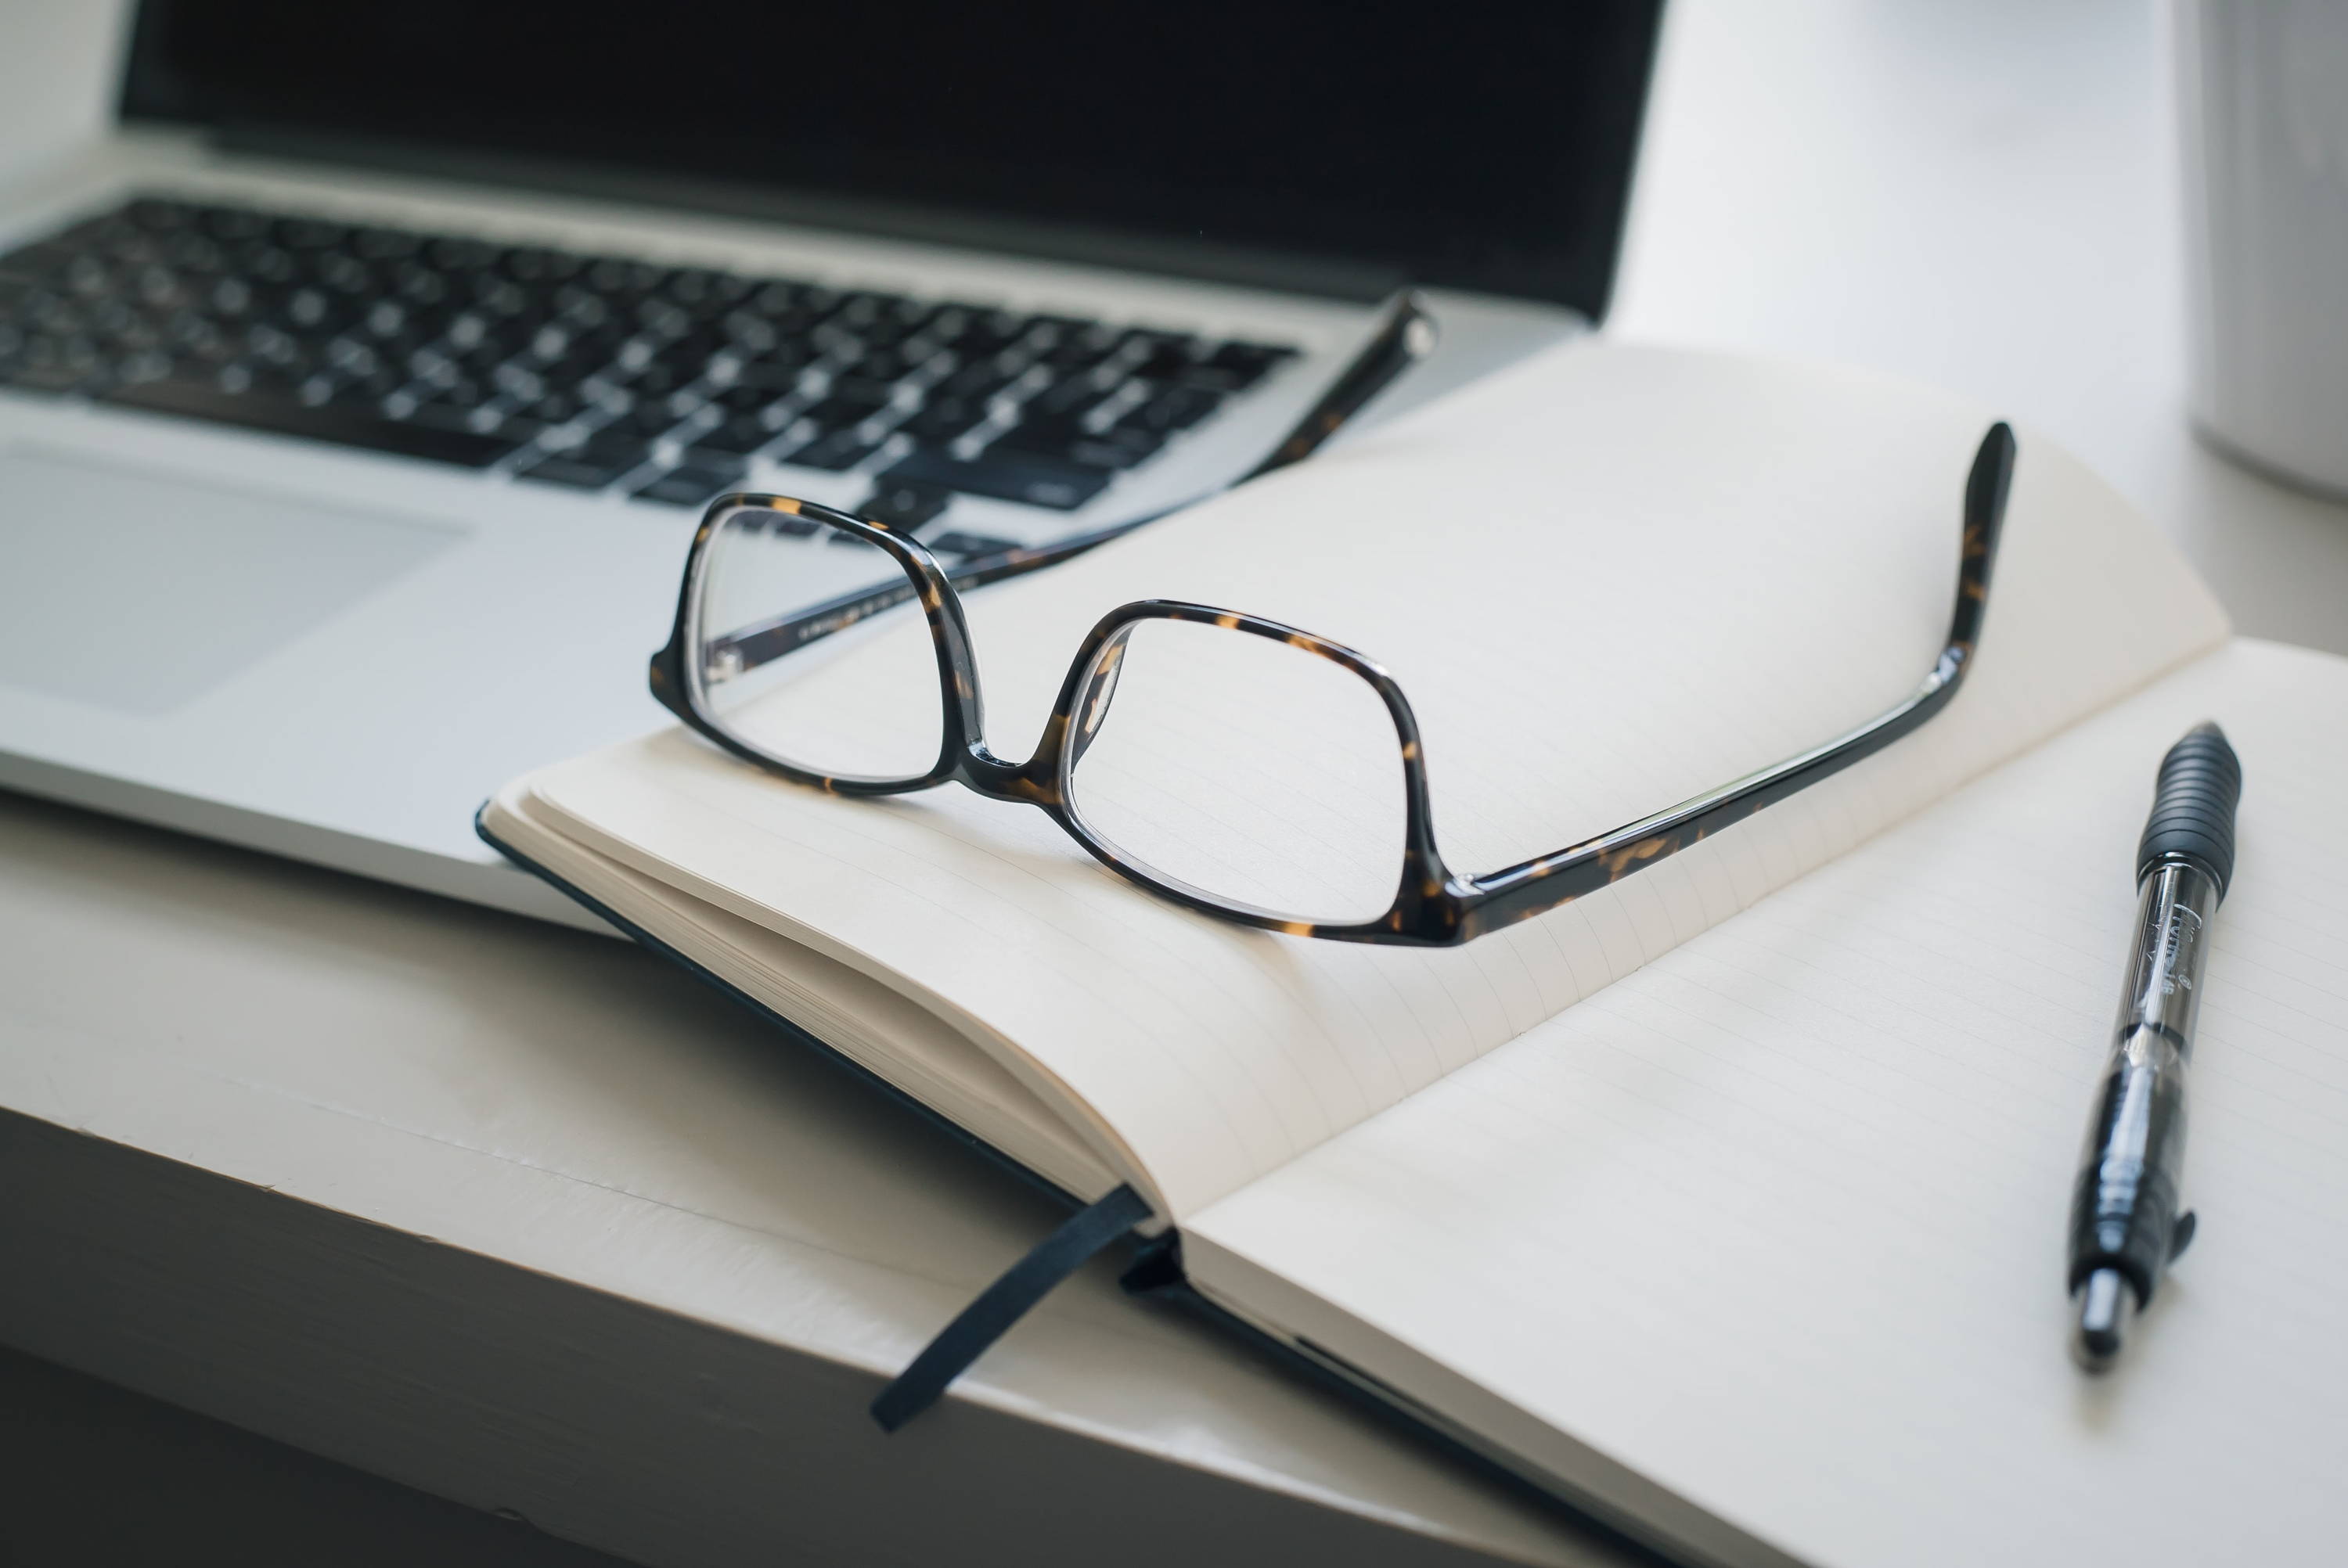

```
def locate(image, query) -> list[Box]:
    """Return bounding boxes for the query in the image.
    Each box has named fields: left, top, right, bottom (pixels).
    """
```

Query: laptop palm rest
left=0, top=448, right=462, bottom=716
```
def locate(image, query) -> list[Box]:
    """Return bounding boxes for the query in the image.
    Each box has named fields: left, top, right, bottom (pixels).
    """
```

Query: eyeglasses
left=650, top=331, right=2015, bottom=946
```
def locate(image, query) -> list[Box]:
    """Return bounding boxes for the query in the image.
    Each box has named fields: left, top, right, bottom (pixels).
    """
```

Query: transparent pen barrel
left=2112, top=861, right=2220, bottom=1058
left=2069, top=861, right=2218, bottom=1302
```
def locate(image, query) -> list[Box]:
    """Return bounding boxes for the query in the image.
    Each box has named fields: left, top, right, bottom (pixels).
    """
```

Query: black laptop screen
left=120, top=2, right=1661, bottom=317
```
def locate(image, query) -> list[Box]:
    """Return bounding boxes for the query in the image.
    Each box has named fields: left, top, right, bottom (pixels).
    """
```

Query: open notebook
left=481, top=343, right=2348, bottom=1568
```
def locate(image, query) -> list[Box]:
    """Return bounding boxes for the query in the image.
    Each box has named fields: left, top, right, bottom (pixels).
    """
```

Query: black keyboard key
left=412, top=374, right=490, bottom=412
left=515, top=452, right=632, bottom=490
left=798, top=388, right=894, bottom=432
left=927, top=530, right=1022, bottom=559
left=1115, top=330, right=1198, bottom=380
left=1064, top=430, right=1162, bottom=469
left=688, top=415, right=780, bottom=458
left=879, top=447, right=1110, bottom=511
left=899, top=395, right=989, bottom=446
left=543, top=336, right=627, bottom=383
left=711, top=381, right=783, bottom=415
left=553, top=426, right=654, bottom=469
left=491, top=362, right=546, bottom=403
left=829, top=292, right=909, bottom=331
left=618, top=390, right=707, bottom=436
left=633, top=461, right=746, bottom=507
left=1025, top=371, right=1120, bottom=421
left=0, top=243, right=75, bottom=284
left=744, top=280, right=812, bottom=316
left=826, top=372, right=902, bottom=405
left=518, top=390, right=585, bottom=426
left=634, top=297, right=693, bottom=338
left=128, top=197, right=196, bottom=231
left=1198, top=340, right=1296, bottom=390
left=938, top=358, right=1022, bottom=401
left=326, top=364, right=408, bottom=405
left=274, top=217, right=350, bottom=251
left=163, top=232, right=225, bottom=273
left=786, top=429, right=891, bottom=471
left=244, top=246, right=298, bottom=286
left=994, top=415, right=1162, bottom=471
left=500, top=245, right=582, bottom=282
left=17, top=290, right=82, bottom=335
left=664, top=268, right=751, bottom=312
left=1038, top=324, right=1122, bottom=372
left=106, top=377, right=517, bottom=466
left=846, top=343, right=929, bottom=383
left=197, top=205, right=269, bottom=242
left=720, top=311, right=781, bottom=354
left=621, top=359, right=692, bottom=397
left=1, top=353, right=96, bottom=394
left=315, top=254, right=376, bottom=295
left=351, top=225, right=423, bottom=262
left=728, top=351, right=812, bottom=394
left=662, top=333, right=731, bottom=377
left=552, top=283, right=614, bottom=326
left=477, top=409, right=547, bottom=444
left=856, top=479, right=953, bottom=530
left=405, top=400, right=498, bottom=436
left=935, top=311, right=1032, bottom=358
left=583, top=257, right=668, bottom=297
left=850, top=315, right=923, bottom=354
left=425, top=236, right=499, bottom=272
left=1123, top=385, right=1223, bottom=433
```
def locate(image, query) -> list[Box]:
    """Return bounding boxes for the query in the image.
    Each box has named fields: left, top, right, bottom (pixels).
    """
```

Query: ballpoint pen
left=2069, top=721, right=2242, bottom=1371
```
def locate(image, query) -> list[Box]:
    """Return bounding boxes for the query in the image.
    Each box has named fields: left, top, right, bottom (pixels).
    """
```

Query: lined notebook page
left=1185, top=640, right=2348, bottom=1568
left=520, top=343, right=2227, bottom=1217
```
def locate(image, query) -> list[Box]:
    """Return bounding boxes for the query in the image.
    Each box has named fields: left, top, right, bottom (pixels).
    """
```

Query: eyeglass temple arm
left=1452, top=422, right=2018, bottom=944
left=942, top=290, right=1434, bottom=585
left=707, top=292, right=1435, bottom=674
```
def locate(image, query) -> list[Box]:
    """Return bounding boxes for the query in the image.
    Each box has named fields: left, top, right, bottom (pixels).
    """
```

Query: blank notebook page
left=1186, top=639, right=2348, bottom=1568
left=523, top=343, right=2226, bottom=1217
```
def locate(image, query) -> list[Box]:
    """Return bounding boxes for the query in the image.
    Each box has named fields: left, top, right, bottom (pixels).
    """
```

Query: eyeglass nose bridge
left=956, top=750, right=1057, bottom=804
left=945, top=618, right=1140, bottom=811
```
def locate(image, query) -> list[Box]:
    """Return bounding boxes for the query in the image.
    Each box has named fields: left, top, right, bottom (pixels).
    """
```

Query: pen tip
left=2072, top=1268, right=2136, bottom=1372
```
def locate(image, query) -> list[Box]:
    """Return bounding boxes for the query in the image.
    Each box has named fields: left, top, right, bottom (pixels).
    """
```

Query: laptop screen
left=119, top=2, right=1662, bottom=318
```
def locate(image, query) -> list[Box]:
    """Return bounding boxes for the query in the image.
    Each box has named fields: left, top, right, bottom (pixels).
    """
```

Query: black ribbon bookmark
left=870, top=1183, right=1154, bottom=1432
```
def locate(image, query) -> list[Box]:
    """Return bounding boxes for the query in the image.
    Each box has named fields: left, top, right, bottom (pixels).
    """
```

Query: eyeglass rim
left=650, top=420, right=2016, bottom=946
left=661, top=495, right=970, bottom=792
left=651, top=495, right=1449, bottom=935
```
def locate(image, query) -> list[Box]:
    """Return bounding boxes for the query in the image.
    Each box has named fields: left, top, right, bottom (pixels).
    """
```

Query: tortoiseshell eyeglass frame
left=652, top=389, right=2015, bottom=945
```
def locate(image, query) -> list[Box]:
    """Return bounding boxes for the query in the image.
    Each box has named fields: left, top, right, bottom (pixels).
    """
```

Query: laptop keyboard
left=0, top=195, right=1299, bottom=526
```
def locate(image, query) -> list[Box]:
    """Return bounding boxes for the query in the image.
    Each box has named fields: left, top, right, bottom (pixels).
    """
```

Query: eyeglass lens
left=1064, top=617, right=1407, bottom=925
left=692, top=509, right=945, bottom=784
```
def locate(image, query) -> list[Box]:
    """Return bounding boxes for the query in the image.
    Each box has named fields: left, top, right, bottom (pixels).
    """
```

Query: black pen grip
left=2137, top=722, right=2242, bottom=895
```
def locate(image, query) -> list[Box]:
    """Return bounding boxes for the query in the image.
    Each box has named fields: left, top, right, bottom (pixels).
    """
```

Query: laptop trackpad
left=0, top=448, right=463, bottom=716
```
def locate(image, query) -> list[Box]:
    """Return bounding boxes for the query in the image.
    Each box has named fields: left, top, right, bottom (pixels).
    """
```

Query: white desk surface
left=3, top=2, right=2344, bottom=1566
left=1612, top=0, right=2348, bottom=657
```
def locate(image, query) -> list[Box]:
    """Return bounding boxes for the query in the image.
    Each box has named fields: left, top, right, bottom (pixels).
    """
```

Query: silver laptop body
left=0, top=2, right=1660, bottom=927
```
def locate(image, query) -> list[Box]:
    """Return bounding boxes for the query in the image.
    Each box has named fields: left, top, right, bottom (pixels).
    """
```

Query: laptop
left=0, top=0, right=1662, bottom=928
